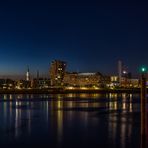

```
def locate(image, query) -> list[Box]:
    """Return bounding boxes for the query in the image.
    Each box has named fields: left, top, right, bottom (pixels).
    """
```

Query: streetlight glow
left=140, top=66, right=147, bottom=73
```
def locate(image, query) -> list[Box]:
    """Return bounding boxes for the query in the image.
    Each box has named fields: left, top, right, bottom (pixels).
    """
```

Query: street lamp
left=140, top=66, right=147, bottom=73
left=140, top=65, right=147, bottom=148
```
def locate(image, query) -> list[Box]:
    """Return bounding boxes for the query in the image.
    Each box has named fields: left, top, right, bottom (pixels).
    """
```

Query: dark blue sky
left=0, top=0, right=148, bottom=77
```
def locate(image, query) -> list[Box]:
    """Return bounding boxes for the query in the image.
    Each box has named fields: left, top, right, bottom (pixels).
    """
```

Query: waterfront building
left=0, top=79, right=16, bottom=89
left=31, top=78, right=50, bottom=89
left=63, top=72, right=103, bottom=87
left=107, top=75, right=138, bottom=88
left=16, top=80, right=31, bottom=89
left=100, top=75, right=111, bottom=88
left=128, top=78, right=139, bottom=88
left=109, top=76, right=119, bottom=87
left=49, top=60, right=66, bottom=86
left=63, top=72, right=77, bottom=86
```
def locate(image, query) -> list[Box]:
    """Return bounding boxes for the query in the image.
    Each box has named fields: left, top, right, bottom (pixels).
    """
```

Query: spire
left=26, top=66, right=30, bottom=81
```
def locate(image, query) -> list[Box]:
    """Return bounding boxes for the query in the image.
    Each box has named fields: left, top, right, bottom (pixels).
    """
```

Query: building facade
left=63, top=72, right=103, bottom=87
left=49, top=60, right=66, bottom=86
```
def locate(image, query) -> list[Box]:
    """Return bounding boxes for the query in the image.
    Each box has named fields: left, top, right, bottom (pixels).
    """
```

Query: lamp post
left=140, top=66, right=147, bottom=148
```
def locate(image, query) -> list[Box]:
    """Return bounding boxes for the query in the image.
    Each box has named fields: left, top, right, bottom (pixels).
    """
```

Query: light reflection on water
left=0, top=93, right=142, bottom=148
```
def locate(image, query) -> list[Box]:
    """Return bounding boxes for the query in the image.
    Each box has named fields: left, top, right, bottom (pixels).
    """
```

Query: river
left=0, top=93, right=144, bottom=148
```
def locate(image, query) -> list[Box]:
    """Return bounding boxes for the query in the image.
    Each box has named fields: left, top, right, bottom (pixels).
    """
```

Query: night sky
left=0, top=0, right=148, bottom=77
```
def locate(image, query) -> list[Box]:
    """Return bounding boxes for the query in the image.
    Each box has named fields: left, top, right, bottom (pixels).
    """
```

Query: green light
left=142, top=68, right=146, bottom=72
left=140, top=66, right=147, bottom=73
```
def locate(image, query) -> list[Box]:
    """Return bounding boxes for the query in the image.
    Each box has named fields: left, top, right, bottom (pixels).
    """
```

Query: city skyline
left=0, top=59, right=138, bottom=80
left=0, top=59, right=140, bottom=89
left=0, top=1, right=148, bottom=76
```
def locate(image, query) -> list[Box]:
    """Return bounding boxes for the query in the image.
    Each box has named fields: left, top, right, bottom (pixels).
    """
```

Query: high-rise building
left=118, top=60, right=122, bottom=84
left=49, top=60, right=66, bottom=86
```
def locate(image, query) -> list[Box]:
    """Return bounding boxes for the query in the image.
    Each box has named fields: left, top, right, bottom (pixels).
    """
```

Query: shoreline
left=0, top=88, right=141, bottom=94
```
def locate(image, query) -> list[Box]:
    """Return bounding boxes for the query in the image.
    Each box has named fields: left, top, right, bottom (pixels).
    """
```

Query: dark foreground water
left=0, top=93, right=145, bottom=148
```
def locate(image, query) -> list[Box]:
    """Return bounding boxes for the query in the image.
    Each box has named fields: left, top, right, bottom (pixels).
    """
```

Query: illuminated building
left=128, top=78, right=139, bottom=88
left=16, top=80, right=31, bottom=89
left=63, top=72, right=103, bottom=87
left=0, top=79, right=16, bottom=89
left=111, top=76, right=118, bottom=82
left=31, top=70, right=50, bottom=89
left=63, top=72, right=77, bottom=86
left=109, top=76, right=119, bottom=87
left=121, top=67, right=132, bottom=87
left=31, top=78, right=50, bottom=88
left=117, top=60, right=133, bottom=87
left=108, top=75, right=138, bottom=88
left=49, top=60, right=66, bottom=86
left=102, top=75, right=112, bottom=87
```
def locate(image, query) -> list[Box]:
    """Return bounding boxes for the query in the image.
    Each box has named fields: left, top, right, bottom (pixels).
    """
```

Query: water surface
left=0, top=93, right=143, bottom=148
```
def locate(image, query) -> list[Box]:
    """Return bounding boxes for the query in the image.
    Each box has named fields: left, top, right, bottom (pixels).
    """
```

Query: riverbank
left=0, top=88, right=141, bottom=94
